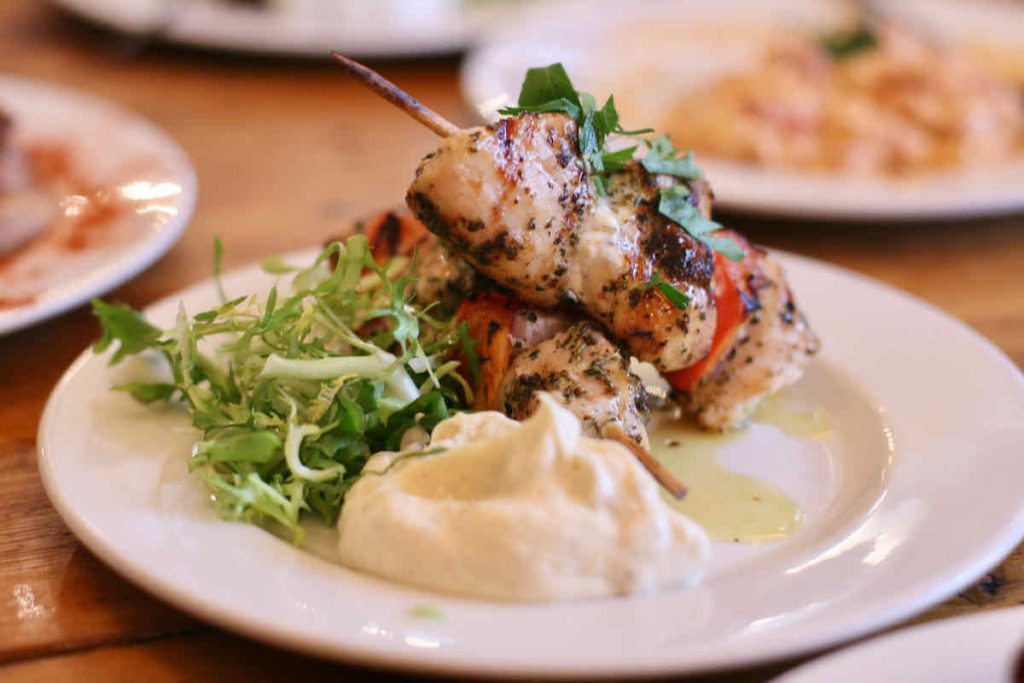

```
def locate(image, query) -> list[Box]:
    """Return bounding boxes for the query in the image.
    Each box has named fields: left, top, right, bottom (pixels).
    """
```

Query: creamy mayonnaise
left=336, top=393, right=710, bottom=602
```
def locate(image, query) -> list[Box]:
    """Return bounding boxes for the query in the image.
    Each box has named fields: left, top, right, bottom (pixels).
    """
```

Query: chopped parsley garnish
left=501, top=62, right=741, bottom=261
left=499, top=63, right=650, bottom=196
left=658, top=186, right=744, bottom=262
left=641, top=135, right=705, bottom=180
left=646, top=272, right=691, bottom=310
left=821, top=26, right=878, bottom=59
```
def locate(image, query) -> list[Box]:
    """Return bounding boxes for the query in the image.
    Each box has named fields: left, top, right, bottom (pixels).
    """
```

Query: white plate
left=38, top=250, right=1024, bottom=678
left=462, top=0, right=1024, bottom=220
left=52, top=0, right=516, bottom=59
left=0, top=76, right=196, bottom=336
left=773, top=606, right=1024, bottom=683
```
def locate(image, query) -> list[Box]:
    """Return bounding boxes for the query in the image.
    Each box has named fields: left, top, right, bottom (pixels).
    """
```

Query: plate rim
left=458, top=0, right=1024, bottom=221
left=36, top=249, right=1024, bottom=679
left=0, top=74, right=198, bottom=337
left=50, top=0, right=487, bottom=59
left=770, top=605, right=1024, bottom=682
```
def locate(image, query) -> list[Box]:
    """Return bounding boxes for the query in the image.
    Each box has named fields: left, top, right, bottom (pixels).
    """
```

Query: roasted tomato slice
left=325, top=209, right=432, bottom=272
left=454, top=293, right=518, bottom=411
left=362, top=209, right=432, bottom=264
left=665, top=230, right=760, bottom=393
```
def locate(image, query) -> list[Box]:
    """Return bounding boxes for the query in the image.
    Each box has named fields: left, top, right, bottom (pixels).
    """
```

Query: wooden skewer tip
left=604, top=424, right=687, bottom=500
left=330, top=52, right=461, bottom=139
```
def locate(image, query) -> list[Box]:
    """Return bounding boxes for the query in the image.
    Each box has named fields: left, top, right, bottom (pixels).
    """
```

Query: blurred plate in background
left=463, top=0, right=1024, bottom=220
left=0, top=76, right=196, bottom=336
left=53, top=0, right=519, bottom=59
left=772, top=606, right=1024, bottom=683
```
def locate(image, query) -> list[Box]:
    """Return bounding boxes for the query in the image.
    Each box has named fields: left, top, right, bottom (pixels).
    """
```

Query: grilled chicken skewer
left=349, top=208, right=686, bottom=498
left=353, top=211, right=650, bottom=447
left=666, top=240, right=819, bottom=429
left=333, top=54, right=717, bottom=373
left=334, top=53, right=818, bottom=480
left=351, top=209, right=816, bottom=433
left=457, top=294, right=649, bottom=445
left=408, top=115, right=717, bottom=373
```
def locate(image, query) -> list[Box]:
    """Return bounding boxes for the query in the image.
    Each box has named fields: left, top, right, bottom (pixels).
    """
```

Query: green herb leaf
left=500, top=98, right=581, bottom=120
left=213, top=235, right=227, bottom=303
left=92, top=299, right=163, bottom=364
left=703, top=234, right=746, bottom=262
left=642, top=135, right=705, bottom=179
left=200, top=430, right=282, bottom=464
left=657, top=185, right=743, bottom=261
left=457, top=321, right=481, bottom=385
left=822, top=26, right=878, bottom=59
left=647, top=272, right=690, bottom=310
left=409, top=604, right=446, bottom=620
left=601, top=146, right=638, bottom=172
left=499, top=63, right=642, bottom=196
left=512, top=63, right=581, bottom=110
left=658, top=185, right=720, bottom=236
left=113, top=382, right=178, bottom=404
left=261, top=256, right=298, bottom=274
left=503, top=65, right=739, bottom=256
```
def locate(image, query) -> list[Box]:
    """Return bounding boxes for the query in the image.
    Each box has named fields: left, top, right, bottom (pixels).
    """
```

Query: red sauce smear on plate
left=25, top=143, right=130, bottom=253
left=0, top=294, right=36, bottom=310
left=0, top=142, right=131, bottom=306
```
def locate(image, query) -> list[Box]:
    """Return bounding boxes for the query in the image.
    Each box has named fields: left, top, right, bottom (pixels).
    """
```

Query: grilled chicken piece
left=456, top=293, right=650, bottom=448
left=407, top=112, right=717, bottom=372
left=500, top=321, right=651, bottom=449
left=668, top=249, right=818, bottom=430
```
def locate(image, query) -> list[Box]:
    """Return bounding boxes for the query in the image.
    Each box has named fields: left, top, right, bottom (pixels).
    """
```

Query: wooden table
left=1, top=3, right=1021, bottom=680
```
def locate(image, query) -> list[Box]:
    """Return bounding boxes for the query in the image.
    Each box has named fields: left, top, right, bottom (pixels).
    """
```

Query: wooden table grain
left=1, top=2, right=1021, bottom=680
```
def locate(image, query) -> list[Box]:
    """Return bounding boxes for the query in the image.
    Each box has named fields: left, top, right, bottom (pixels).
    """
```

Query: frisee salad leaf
left=92, top=235, right=470, bottom=542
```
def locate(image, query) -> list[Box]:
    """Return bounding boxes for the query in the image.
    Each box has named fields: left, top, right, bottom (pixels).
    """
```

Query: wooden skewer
left=331, top=52, right=461, bottom=139
left=603, top=423, right=687, bottom=500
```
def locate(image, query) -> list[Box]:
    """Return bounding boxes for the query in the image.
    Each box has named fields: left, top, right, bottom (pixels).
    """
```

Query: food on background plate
left=667, top=22, right=1024, bottom=176
left=92, top=61, right=818, bottom=602
left=0, top=110, right=58, bottom=257
left=1, top=101, right=139, bottom=313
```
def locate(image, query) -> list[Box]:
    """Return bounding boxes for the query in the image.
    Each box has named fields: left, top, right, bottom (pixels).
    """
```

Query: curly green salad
left=92, top=235, right=473, bottom=542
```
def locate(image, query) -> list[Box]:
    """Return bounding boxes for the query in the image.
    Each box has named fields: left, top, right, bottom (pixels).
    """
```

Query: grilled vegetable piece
left=669, top=253, right=819, bottom=429
left=407, top=112, right=717, bottom=372
left=455, top=292, right=569, bottom=412
left=327, top=209, right=477, bottom=314
left=664, top=230, right=760, bottom=394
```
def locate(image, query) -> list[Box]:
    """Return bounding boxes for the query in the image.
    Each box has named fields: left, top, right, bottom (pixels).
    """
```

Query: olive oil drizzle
left=650, top=398, right=832, bottom=543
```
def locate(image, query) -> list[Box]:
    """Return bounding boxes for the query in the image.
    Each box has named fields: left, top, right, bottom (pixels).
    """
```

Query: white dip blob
left=337, top=393, right=710, bottom=602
